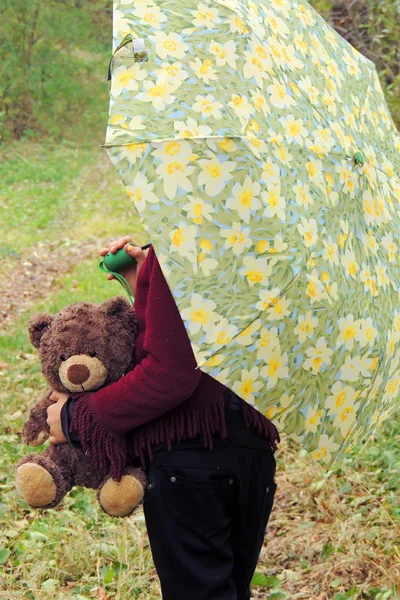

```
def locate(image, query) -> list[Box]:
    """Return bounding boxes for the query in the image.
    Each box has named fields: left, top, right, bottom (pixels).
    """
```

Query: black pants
left=143, top=410, right=277, bottom=600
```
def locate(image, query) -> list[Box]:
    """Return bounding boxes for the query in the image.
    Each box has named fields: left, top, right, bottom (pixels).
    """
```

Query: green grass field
left=0, top=143, right=156, bottom=599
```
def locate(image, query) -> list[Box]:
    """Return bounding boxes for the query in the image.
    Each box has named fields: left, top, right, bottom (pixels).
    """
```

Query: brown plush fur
left=16, top=297, right=146, bottom=517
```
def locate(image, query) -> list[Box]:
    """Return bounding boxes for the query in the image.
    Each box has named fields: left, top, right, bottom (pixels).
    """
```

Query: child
left=47, top=236, right=280, bottom=600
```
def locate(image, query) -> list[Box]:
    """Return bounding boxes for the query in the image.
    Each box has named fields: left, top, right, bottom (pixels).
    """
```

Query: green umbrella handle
left=98, top=243, right=151, bottom=305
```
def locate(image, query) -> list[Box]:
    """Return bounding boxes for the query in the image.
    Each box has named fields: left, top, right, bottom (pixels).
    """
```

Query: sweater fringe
left=71, top=395, right=280, bottom=477
left=71, top=397, right=127, bottom=482
left=127, top=394, right=229, bottom=469
left=127, top=396, right=279, bottom=470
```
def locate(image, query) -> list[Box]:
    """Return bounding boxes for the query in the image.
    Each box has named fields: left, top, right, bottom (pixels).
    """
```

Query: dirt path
left=0, top=158, right=111, bottom=331
left=0, top=239, right=102, bottom=329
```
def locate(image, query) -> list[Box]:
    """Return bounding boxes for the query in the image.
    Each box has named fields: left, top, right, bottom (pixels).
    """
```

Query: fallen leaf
left=4, top=410, right=23, bottom=421
left=4, top=530, right=19, bottom=538
left=279, top=569, right=301, bottom=582
left=98, top=588, right=110, bottom=600
left=14, top=519, right=29, bottom=530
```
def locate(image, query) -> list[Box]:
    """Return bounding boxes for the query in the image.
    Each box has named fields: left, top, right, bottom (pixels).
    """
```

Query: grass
left=0, top=142, right=136, bottom=262
left=0, top=142, right=147, bottom=327
left=0, top=158, right=151, bottom=599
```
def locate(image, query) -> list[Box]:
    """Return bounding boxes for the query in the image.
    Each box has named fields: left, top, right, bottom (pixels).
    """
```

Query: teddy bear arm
left=22, top=391, right=54, bottom=446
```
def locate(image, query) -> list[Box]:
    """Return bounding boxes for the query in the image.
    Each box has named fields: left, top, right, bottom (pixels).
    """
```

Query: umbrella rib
left=335, top=161, right=361, bottom=249
left=369, top=163, right=400, bottom=184
left=103, top=135, right=347, bottom=163
left=330, top=170, right=392, bottom=454
left=102, top=134, right=242, bottom=148
left=105, top=135, right=398, bottom=180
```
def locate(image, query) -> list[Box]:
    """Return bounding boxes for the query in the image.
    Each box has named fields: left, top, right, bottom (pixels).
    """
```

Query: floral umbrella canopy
left=105, top=0, right=400, bottom=467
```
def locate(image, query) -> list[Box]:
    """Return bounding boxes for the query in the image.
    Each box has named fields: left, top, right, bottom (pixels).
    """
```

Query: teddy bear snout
left=67, top=364, right=90, bottom=385
left=59, top=354, right=108, bottom=392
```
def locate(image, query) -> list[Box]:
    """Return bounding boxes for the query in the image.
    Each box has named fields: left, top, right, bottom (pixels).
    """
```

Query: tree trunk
left=19, top=3, right=41, bottom=136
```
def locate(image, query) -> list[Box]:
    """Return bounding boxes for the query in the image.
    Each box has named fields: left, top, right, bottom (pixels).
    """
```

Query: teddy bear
left=15, top=297, right=146, bottom=518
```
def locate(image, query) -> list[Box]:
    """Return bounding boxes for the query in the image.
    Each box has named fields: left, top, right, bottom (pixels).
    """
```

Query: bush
left=0, top=0, right=111, bottom=142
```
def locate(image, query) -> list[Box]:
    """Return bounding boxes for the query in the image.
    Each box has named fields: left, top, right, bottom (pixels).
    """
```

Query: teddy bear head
left=28, top=297, right=137, bottom=394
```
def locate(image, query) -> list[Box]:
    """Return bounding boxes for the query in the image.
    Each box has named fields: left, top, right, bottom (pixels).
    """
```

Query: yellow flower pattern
left=106, top=0, right=400, bottom=466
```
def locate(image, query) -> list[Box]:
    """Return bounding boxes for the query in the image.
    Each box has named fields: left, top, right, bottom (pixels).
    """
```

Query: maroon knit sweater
left=70, top=246, right=280, bottom=480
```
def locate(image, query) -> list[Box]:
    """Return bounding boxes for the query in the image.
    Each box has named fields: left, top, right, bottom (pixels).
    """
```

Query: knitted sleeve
left=70, top=248, right=202, bottom=477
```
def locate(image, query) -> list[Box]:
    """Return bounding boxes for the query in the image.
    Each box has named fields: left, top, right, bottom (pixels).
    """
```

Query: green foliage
left=251, top=572, right=281, bottom=588
left=0, top=0, right=111, bottom=142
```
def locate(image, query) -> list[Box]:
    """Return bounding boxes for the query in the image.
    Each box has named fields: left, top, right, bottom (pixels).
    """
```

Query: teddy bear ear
left=28, top=314, right=54, bottom=348
left=101, top=296, right=132, bottom=317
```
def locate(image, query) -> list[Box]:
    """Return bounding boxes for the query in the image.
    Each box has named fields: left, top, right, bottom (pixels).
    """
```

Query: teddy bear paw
left=16, top=463, right=57, bottom=507
left=98, top=474, right=144, bottom=518
left=23, top=430, right=49, bottom=447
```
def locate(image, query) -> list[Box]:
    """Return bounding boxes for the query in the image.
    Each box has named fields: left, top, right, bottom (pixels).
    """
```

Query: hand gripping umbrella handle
left=98, top=243, right=151, bottom=305
left=107, top=34, right=148, bottom=81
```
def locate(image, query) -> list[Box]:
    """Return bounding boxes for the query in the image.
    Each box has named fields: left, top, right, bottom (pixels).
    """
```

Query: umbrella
left=104, top=0, right=400, bottom=467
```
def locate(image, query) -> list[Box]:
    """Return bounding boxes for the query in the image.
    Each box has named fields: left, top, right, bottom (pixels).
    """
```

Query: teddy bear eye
left=60, top=354, right=67, bottom=361
left=89, top=351, right=97, bottom=358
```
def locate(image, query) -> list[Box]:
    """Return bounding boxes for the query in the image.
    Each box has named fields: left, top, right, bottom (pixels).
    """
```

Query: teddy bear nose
left=67, top=364, right=90, bottom=385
